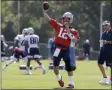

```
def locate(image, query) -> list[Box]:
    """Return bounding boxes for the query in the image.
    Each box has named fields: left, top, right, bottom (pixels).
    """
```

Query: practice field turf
left=1, top=59, right=111, bottom=89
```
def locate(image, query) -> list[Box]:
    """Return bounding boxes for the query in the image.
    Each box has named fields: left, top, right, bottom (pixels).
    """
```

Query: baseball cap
left=102, top=20, right=110, bottom=26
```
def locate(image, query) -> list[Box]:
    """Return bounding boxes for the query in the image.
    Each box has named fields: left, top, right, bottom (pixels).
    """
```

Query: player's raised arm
left=42, top=2, right=51, bottom=21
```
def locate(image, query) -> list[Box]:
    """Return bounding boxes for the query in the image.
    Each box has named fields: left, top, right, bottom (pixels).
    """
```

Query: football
left=43, top=1, right=49, bottom=10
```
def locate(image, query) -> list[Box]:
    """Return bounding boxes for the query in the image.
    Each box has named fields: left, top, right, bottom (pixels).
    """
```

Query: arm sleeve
left=14, top=35, right=20, bottom=41
left=49, top=19, right=60, bottom=32
left=72, top=30, right=80, bottom=40
left=101, top=32, right=105, bottom=40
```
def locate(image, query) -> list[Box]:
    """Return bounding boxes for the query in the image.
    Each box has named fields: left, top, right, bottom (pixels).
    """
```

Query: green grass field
left=1, top=59, right=111, bottom=89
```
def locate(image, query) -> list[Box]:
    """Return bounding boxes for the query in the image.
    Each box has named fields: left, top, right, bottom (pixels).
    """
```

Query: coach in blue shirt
left=98, top=20, right=112, bottom=85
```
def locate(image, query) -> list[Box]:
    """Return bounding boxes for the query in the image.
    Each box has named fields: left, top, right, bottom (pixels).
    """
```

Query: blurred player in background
left=1, top=35, right=8, bottom=62
left=83, top=39, right=91, bottom=60
left=98, top=20, right=112, bottom=85
left=24, top=27, right=46, bottom=75
left=43, top=5, right=80, bottom=88
left=2, top=28, right=28, bottom=71
left=47, top=37, right=55, bottom=65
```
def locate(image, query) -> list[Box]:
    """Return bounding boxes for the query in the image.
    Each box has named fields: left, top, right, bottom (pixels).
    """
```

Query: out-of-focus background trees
left=1, top=0, right=112, bottom=51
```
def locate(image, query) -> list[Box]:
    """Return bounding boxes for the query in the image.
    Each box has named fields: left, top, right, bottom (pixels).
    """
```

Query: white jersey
left=14, top=34, right=26, bottom=51
left=25, top=34, right=39, bottom=48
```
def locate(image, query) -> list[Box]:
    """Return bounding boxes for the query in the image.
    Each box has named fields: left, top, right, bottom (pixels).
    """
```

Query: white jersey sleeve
left=14, top=34, right=20, bottom=41
left=24, top=35, right=28, bottom=42
left=15, top=34, right=26, bottom=51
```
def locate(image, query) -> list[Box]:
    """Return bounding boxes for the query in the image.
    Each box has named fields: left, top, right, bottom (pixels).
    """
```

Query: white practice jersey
left=14, top=34, right=26, bottom=51
left=25, top=34, right=39, bottom=48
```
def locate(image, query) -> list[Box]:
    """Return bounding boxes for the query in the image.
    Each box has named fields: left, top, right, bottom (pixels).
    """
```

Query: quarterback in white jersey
left=25, top=27, right=46, bottom=75
left=2, top=28, right=28, bottom=71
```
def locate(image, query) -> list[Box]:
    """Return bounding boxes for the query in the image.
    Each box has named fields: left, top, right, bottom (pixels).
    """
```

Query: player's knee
left=72, top=66, right=76, bottom=71
left=53, top=58, right=60, bottom=66
left=65, top=68, right=72, bottom=72
left=65, top=66, right=76, bottom=72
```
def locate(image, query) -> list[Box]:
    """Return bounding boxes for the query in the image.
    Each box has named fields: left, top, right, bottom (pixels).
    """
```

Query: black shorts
left=98, top=47, right=112, bottom=66
left=53, top=47, right=75, bottom=72
left=27, top=48, right=41, bottom=59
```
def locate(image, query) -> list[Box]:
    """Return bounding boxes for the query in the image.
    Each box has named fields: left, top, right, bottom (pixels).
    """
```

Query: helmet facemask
left=62, top=17, right=71, bottom=25
left=62, top=12, right=73, bottom=26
